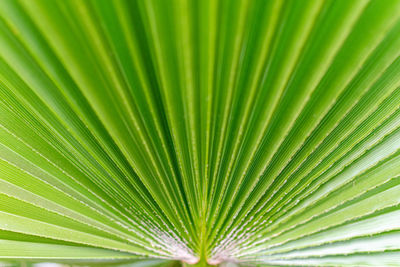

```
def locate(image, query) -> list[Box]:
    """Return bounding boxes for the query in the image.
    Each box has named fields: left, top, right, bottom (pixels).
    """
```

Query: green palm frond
left=1, top=0, right=400, bottom=266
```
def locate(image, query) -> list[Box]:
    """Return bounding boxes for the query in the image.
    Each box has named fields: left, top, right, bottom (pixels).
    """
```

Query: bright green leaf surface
left=0, top=0, right=400, bottom=266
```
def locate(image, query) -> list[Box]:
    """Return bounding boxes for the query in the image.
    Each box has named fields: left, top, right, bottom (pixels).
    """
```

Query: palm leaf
left=1, top=0, right=400, bottom=266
